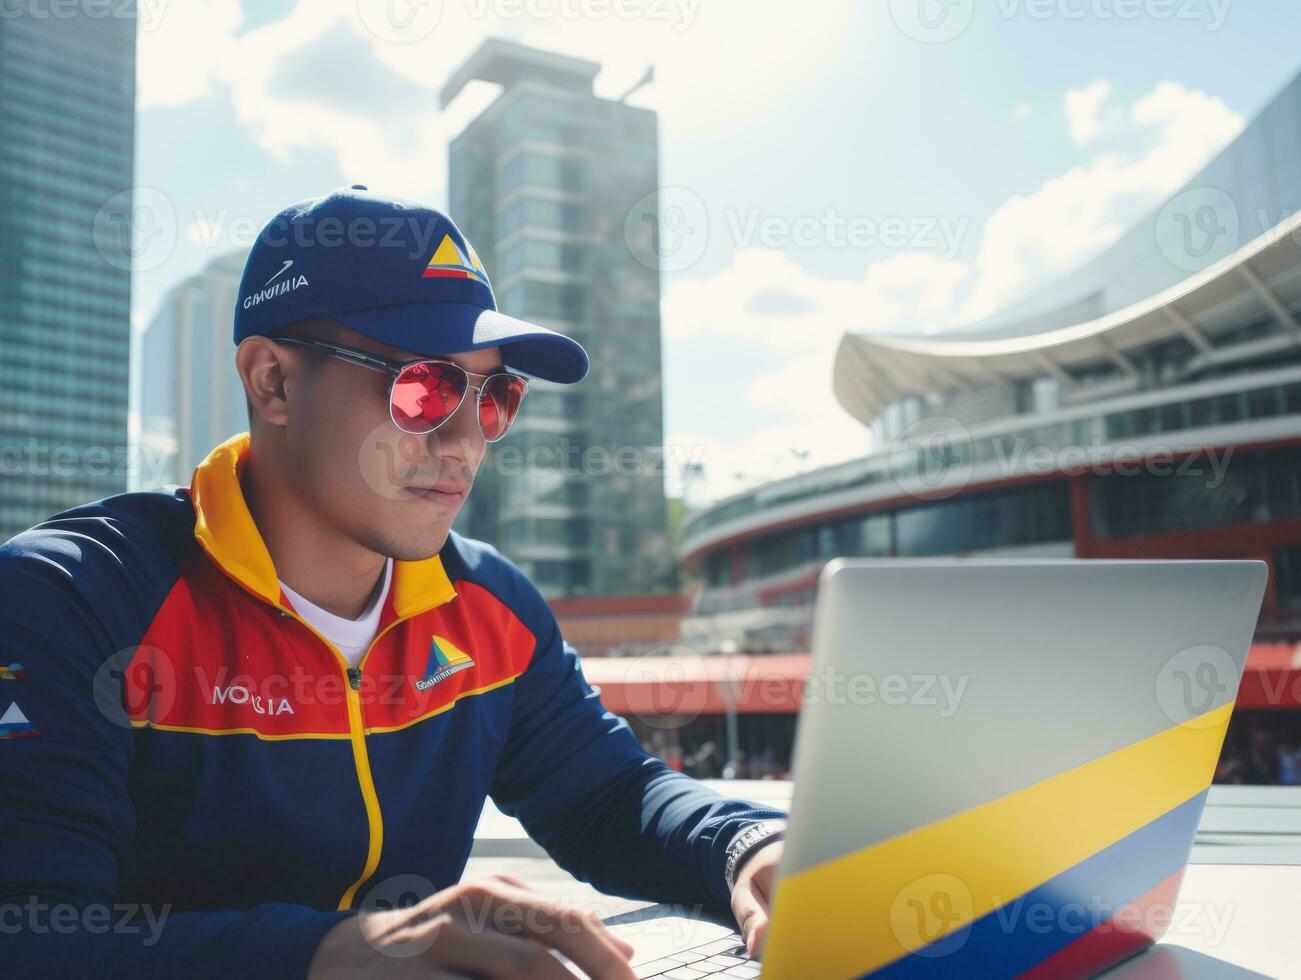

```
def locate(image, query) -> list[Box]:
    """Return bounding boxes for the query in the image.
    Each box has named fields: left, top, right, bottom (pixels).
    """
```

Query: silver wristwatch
left=724, top=819, right=788, bottom=891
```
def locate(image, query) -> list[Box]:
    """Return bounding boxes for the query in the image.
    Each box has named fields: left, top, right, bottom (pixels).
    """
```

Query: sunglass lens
left=391, top=362, right=468, bottom=433
left=479, top=375, right=527, bottom=441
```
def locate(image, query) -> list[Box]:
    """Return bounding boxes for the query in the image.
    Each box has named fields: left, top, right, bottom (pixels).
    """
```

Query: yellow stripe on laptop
left=761, top=702, right=1232, bottom=980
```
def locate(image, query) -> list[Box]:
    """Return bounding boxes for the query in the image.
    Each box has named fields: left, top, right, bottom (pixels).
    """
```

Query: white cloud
left=669, top=417, right=871, bottom=509
left=1128, top=80, right=1245, bottom=183
left=569, top=1, right=855, bottom=142
left=663, top=80, right=1243, bottom=378
left=137, top=0, right=243, bottom=108
left=135, top=0, right=856, bottom=200
left=136, top=2, right=489, bottom=201
left=662, top=79, right=1245, bottom=504
left=207, top=5, right=458, bottom=201
left=958, top=80, right=1244, bottom=324
left=664, top=248, right=968, bottom=353
left=662, top=249, right=967, bottom=500
left=1064, top=79, right=1114, bottom=146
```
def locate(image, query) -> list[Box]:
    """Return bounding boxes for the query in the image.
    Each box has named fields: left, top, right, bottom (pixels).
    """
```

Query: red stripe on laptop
left=1017, top=867, right=1185, bottom=980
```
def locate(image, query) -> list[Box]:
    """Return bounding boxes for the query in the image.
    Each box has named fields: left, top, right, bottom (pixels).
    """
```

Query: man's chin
left=363, top=525, right=452, bottom=564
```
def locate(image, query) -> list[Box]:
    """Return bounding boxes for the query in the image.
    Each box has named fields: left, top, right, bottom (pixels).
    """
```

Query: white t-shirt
left=280, top=557, right=394, bottom=668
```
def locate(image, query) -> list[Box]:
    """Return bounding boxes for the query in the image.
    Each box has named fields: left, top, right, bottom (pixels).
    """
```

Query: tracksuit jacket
left=0, top=432, right=785, bottom=978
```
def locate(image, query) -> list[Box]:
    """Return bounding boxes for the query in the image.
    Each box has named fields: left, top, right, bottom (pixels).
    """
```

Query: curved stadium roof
left=834, top=211, right=1301, bottom=423
left=834, top=71, right=1301, bottom=425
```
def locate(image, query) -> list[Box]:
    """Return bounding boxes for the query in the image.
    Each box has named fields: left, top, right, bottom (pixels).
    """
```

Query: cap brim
left=331, top=302, right=589, bottom=384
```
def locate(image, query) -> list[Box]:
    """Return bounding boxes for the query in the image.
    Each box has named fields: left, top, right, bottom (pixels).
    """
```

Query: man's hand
left=729, top=841, right=784, bottom=959
left=307, top=874, right=637, bottom=979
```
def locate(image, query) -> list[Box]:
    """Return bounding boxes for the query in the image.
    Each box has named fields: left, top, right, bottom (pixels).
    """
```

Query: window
left=1285, top=382, right=1301, bottom=415
left=1093, top=444, right=1301, bottom=538
left=703, top=550, right=732, bottom=588
left=1158, top=402, right=1185, bottom=433
left=1217, top=392, right=1243, bottom=424
left=1190, top=397, right=1217, bottom=429
left=1248, top=386, right=1281, bottom=419
left=894, top=482, right=1070, bottom=556
left=500, top=153, right=587, bottom=194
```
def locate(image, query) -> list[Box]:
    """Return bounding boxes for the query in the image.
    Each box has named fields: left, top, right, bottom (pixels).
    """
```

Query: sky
left=129, top=0, right=1301, bottom=508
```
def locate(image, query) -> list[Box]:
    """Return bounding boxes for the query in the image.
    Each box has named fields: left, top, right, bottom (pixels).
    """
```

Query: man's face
left=276, top=319, right=503, bottom=562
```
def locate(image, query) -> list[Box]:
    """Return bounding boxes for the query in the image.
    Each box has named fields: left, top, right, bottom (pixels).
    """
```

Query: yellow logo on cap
left=423, top=234, right=488, bottom=284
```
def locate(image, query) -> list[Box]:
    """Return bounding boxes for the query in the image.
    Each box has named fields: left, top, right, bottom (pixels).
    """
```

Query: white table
left=469, top=782, right=1301, bottom=978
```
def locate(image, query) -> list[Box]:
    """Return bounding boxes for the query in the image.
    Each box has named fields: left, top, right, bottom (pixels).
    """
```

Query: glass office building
left=137, top=252, right=249, bottom=489
left=0, top=11, right=136, bottom=538
left=442, top=38, right=672, bottom=598
left=682, top=69, right=1301, bottom=655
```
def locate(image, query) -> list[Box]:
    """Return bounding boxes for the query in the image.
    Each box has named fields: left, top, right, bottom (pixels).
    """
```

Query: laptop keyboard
left=633, top=934, right=761, bottom=978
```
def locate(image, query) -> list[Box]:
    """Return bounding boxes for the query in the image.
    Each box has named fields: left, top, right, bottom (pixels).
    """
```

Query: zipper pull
left=347, top=666, right=362, bottom=691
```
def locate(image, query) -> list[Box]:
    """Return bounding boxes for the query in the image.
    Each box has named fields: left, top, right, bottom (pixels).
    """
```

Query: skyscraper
left=137, top=252, right=249, bottom=489
left=441, top=38, right=672, bottom=598
left=0, top=11, right=137, bottom=537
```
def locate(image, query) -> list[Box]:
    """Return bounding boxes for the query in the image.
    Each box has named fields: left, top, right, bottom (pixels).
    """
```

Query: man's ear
left=236, top=337, right=295, bottom=428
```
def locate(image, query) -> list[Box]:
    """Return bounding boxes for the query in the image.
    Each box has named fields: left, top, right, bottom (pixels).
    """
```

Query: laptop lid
left=762, top=558, right=1267, bottom=979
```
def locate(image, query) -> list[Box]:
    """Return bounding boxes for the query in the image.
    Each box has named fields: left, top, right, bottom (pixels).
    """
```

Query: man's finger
left=487, top=873, right=537, bottom=893
left=507, top=902, right=637, bottom=979
left=448, top=883, right=636, bottom=979
left=606, top=926, right=636, bottom=959
left=731, top=881, right=769, bottom=959
left=423, top=921, right=574, bottom=980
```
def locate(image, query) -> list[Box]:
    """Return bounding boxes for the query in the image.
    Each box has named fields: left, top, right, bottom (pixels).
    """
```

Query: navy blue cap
left=233, top=185, right=589, bottom=384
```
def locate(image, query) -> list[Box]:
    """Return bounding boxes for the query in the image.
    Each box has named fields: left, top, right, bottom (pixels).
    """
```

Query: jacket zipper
left=266, top=604, right=384, bottom=910
left=211, top=564, right=457, bottom=911
left=287, top=596, right=456, bottom=910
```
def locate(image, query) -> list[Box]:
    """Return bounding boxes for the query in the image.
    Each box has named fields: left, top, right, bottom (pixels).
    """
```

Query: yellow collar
left=189, top=433, right=457, bottom=619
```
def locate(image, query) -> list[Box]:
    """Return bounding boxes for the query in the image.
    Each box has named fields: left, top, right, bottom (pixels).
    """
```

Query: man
left=0, top=186, right=788, bottom=978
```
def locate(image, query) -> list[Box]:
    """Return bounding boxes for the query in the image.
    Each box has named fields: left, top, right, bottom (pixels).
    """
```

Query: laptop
left=624, top=558, right=1267, bottom=979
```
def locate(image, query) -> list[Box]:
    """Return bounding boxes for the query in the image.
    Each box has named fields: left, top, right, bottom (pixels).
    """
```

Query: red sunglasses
left=275, top=336, right=529, bottom=442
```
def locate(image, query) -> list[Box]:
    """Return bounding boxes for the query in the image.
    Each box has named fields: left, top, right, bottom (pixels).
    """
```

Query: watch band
left=724, top=819, right=788, bottom=891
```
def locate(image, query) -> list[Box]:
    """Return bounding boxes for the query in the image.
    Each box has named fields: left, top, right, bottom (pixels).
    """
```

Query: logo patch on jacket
left=0, top=701, right=38, bottom=739
left=415, top=636, right=475, bottom=691
left=0, top=662, right=24, bottom=681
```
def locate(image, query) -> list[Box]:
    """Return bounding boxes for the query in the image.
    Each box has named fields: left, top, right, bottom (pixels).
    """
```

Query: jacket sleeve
left=0, top=521, right=351, bottom=980
left=487, top=563, right=788, bottom=907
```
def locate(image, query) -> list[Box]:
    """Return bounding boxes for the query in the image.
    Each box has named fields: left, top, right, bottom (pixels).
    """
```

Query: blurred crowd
left=634, top=719, right=794, bottom=781
left=1215, top=712, right=1301, bottom=785
left=627, top=708, right=1301, bottom=786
